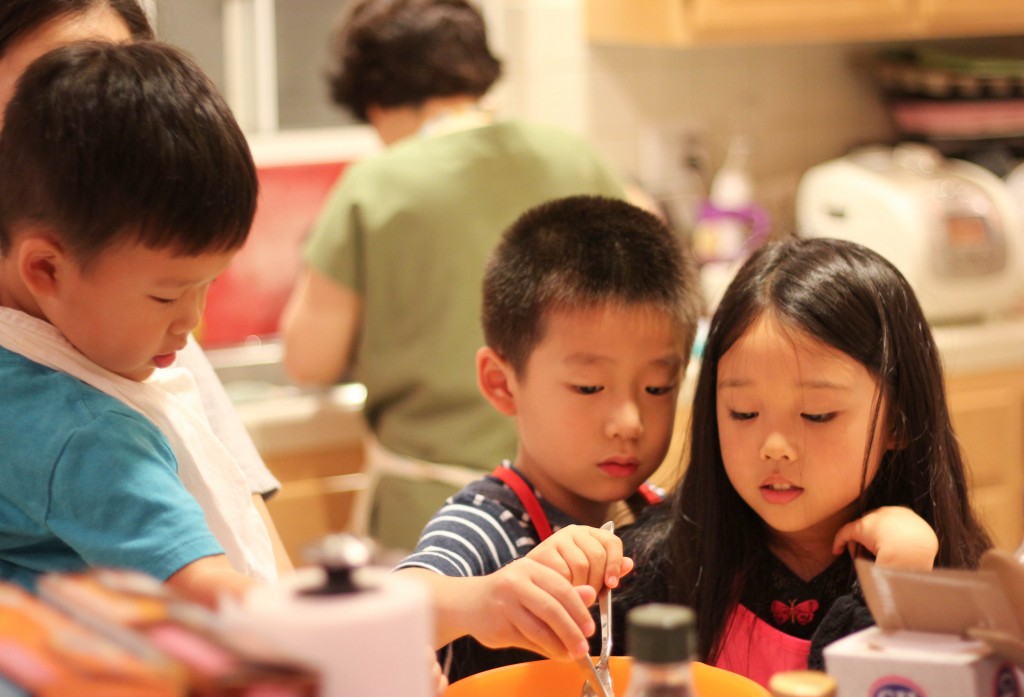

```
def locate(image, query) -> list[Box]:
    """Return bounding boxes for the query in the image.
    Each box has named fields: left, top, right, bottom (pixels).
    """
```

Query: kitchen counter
left=206, top=340, right=369, bottom=561
left=206, top=339, right=368, bottom=458
left=932, top=316, right=1024, bottom=377
left=231, top=383, right=367, bottom=459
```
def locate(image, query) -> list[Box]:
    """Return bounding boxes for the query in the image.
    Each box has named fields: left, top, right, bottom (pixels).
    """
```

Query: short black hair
left=327, top=0, right=501, bottom=121
left=0, top=40, right=257, bottom=264
left=482, top=195, right=701, bottom=375
left=0, top=0, right=153, bottom=58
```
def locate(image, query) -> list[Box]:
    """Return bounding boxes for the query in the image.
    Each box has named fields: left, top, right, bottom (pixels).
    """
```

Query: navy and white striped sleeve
left=394, top=491, right=537, bottom=577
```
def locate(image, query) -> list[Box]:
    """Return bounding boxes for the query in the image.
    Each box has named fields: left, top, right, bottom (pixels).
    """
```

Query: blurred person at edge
left=0, top=0, right=288, bottom=554
left=280, top=0, right=629, bottom=552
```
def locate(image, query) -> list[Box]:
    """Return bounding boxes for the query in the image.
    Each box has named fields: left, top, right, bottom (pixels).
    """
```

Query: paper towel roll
left=220, top=567, right=434, bottom=697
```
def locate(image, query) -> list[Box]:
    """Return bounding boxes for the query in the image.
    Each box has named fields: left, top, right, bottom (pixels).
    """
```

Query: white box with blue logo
left=824, top=626, right=1021, bottom=697
left=823, top=554, right=1024, bottom=697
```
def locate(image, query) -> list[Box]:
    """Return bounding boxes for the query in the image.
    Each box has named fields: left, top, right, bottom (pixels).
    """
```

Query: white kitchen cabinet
left=586, top=0, right=1024, bottom=46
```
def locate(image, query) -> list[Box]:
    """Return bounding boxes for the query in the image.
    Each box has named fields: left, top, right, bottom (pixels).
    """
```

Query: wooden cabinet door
left=919, top=0, right=1024, bottom=38
left=946, top=369, right=1024, bottom=552
left=586, top=0, right=916, bottom=46
left=586, top=0, right=693, bottom=46
left=586, top=0, right=1024, bottom=46
left=264, top=443, right=367, bottom=566
left=691, top=0, right=916, bottom=43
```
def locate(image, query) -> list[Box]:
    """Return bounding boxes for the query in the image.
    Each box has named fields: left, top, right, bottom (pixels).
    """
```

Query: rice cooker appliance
left=796, top=143, right=1024, bottom=324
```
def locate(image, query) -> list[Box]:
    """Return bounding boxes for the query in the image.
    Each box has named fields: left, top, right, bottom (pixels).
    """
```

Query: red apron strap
left=491, top=465, right=554, bottom=542
left=637, top=482, right=663, bottom=505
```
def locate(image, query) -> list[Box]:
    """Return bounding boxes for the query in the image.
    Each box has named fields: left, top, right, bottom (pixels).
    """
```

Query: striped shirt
left=395, top=463, right=664, bottom=683
left=394, top=465, right=578, bottom=576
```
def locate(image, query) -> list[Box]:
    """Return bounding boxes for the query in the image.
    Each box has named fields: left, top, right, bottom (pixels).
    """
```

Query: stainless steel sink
left=205, top=337, right=369, bottom=561
left=204, top=337, right=367, bottom=456
left=205, top=337, right=298, bottom=401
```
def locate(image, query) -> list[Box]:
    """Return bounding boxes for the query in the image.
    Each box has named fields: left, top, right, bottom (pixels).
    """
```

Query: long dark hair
left=627, top=237, right=991, bottom=663
left=0, top=0, right=152, bottom=57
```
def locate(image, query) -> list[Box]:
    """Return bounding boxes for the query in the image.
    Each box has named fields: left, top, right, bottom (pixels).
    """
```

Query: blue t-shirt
left=0, top=347, right=224, bottom=590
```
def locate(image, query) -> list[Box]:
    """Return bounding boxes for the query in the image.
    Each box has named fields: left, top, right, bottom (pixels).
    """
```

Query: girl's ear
left=476, top=346, right=518, bottom=416
left=17, top=235, right=65, bottom=299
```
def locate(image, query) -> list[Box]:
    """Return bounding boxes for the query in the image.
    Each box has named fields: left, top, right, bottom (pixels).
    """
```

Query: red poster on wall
left=199, top=160, right=347, bottom=347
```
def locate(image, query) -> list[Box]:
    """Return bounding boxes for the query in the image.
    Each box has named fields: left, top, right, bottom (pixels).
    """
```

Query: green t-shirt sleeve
left=303, top=172, right=366, bottom=293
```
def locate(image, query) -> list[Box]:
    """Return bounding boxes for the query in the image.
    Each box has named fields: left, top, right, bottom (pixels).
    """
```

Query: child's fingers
left=523, top=525, right=629, bottom=596
left=515, top=575, right=595, bottom=659
left=501, top=602, right=579, bottom=659
left=832, top=515, right=880, bottom=556
left=832, top=507, right=937, bottom=571
left=579, top=583, right=598, bottom=603
left=832, top=519, right=863, bottom=555
left=596, top=530, right=625, bottom=588
left=487, top=558, right=596, bottom=658
left=428, top=650, right=448, bottom=696
left=617, top=555, right=635, bottom=579
left=557, top=527, right=611, bottom=591
left=567, top=525, right=627, bottom=589
left=526, top=545, right=573, bottom=580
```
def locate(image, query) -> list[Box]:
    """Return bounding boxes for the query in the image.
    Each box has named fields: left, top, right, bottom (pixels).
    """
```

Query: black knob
left=302, top=533, right=373, bottom=595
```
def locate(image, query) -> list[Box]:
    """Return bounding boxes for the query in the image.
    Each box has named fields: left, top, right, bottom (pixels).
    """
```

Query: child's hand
left=429, top=648, right=448, bottom=696
left=832, top=505, right=939, bottom=571
left=396, top=524, right=631, bottom=660
left=524, top=524, right=634, bottom=595
left=462, top=556, right=598, bottom=660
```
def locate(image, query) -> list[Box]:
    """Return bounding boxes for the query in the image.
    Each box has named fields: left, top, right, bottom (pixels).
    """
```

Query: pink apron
left=714, top=603, right=811, bottom=688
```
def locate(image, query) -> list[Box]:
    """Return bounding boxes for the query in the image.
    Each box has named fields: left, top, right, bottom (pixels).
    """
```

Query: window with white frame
left=148, top=0, right=358, bottom=134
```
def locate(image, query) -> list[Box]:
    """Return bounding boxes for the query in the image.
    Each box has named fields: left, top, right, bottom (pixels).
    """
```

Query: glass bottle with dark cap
left=623, top=603, right=696, bottom=697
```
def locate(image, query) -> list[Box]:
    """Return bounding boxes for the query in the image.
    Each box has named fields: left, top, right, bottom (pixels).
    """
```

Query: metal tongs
left=578, top=520, right=615, bottom=697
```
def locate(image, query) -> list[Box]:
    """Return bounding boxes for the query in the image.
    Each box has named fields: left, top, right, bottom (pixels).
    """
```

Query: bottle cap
left=302, top=533, right=374, bottom=595
left=626, top=603, right=696, bottom=664
left=768, top=670, right=838, bottom=697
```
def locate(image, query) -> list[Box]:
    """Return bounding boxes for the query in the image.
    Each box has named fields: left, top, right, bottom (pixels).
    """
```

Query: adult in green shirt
left=281, top=0, right=625, bottom=551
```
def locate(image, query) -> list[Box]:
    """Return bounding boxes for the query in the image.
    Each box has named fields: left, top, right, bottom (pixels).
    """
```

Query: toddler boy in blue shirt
left=0, top=40, right=288, bottom=606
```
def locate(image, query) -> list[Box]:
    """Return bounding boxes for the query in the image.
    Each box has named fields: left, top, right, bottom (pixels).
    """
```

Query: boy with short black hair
left=394, top=195, right=702, bottom=681
left=0, top=40, right=286, bottom=607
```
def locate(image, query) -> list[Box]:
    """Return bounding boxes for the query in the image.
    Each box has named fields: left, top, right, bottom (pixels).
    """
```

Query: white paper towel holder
left=221, top=533, right=435, bottom=697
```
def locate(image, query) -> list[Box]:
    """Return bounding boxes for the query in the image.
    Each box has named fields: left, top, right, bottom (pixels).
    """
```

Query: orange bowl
left=443, top=656, right=769, bottom=697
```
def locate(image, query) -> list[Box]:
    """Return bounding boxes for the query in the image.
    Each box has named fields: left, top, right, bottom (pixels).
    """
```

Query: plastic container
left=691, top=136, right=769, bottom=265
